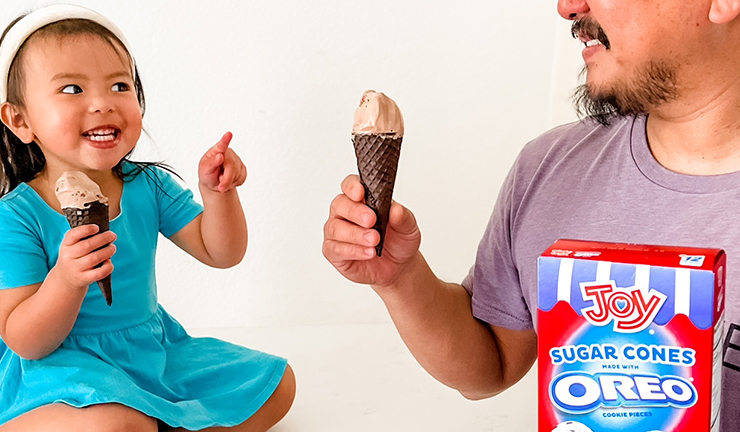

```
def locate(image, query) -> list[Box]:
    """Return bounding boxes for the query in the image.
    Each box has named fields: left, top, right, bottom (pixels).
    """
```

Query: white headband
left=0, top=4, right=135, bottom=103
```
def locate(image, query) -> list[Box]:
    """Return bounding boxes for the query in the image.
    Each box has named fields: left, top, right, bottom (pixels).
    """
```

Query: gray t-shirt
left=462, top=114, right=740, bottom=431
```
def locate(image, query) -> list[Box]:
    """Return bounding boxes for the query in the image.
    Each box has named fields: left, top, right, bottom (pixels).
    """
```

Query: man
left=323, top=1, right=740, bottom=430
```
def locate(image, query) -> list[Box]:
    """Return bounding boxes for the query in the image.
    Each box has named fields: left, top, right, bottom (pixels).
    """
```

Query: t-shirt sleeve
left=149, top=167, right=204, bottom=238
left=461, top=160, right=534, bottom=331
left=0, top=201, right=48, bottom=289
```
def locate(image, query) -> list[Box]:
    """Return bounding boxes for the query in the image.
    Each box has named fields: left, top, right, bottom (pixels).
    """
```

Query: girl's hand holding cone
left=323, top=175, right=421, bottom=290
left=53, top=224, right=117, bottom=292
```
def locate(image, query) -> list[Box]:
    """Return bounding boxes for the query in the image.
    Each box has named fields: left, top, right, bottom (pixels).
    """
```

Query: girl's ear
left=709, top=0, right=740, bottom=24
left=0, top=102, right=35, bottom=144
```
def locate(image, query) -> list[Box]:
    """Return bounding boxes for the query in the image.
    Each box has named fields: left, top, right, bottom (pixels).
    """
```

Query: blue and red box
left=538, top=239, right=725, bottom=432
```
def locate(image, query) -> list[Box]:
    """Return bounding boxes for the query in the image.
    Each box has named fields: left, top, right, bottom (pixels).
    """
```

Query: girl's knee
left=259, top=364, right=296, bottom=422
left=0, top=403, right=158, bottom=432
left=87, top=404, right=158, bottom=432
left=275, top=365, right=296, bottom=404
left=274, top=364, right=296, bottom=411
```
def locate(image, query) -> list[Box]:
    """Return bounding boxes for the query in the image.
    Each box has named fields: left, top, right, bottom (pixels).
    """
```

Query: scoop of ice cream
left=55, top=171, right=109, bottom=209
left=352, top=90, right=404, bottom=136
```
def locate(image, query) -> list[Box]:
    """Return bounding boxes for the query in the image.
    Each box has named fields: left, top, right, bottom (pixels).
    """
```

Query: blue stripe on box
left=537, top=257, right=561, bottom=312
left=610, top=262, right=637, bottom=289
left=651, top=266, right=676, bottom=326
left=689, top=270, right=715, bottom=330
left=570, top=260, right=598, bottom=316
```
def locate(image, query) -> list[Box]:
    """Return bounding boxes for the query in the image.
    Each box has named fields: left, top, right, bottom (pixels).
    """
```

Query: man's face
left=557, top=0, right=708, bottom=121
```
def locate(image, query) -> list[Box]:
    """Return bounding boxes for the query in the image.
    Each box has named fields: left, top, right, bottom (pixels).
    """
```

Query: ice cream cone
left=353, top=133, right=402, bottom=256
left=56, top=171, right=113, bottom=306
left=62, top=201, right=112, bottom=305
left=351, top=90, right=404, bottom=257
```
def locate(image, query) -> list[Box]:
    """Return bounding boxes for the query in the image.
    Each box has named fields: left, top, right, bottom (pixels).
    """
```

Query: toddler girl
left=0, top=5, right=294, bottom=431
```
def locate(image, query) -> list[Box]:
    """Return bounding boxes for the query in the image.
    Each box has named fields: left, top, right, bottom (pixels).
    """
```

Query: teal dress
left=0, top=165, right=287, bottom=428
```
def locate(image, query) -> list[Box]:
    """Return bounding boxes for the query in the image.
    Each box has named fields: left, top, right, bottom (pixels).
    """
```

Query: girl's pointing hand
left=198, top=132, right=247, bottom=193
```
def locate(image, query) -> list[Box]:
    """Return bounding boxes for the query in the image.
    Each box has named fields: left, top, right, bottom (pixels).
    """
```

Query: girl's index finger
left=215, top=132, right=233, bottom=153
left=204, top=132, right=233, bottom=160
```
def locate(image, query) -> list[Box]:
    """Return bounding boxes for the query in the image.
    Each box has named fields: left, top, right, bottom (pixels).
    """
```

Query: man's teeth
left=585, top=39, right=603, bottom=47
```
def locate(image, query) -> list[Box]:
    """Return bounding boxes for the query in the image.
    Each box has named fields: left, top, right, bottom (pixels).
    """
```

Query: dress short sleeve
left=0, top=195, right=49, bottom=289
left=146, top=167, right=203, bottom=238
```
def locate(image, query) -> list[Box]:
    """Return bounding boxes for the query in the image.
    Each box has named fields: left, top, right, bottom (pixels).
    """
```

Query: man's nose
left=557, top=0, right=590, bottom=20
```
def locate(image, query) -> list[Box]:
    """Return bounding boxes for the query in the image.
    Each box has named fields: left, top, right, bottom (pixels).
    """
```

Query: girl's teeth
left=585, top=40, right=602, bottom=47
left=85, top=129, right=117, bottom=141
left=87, top=134, right=115, bottom=142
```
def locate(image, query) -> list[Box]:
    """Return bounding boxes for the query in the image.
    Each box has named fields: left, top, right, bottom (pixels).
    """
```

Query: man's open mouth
left=572, top=18, right=611, bottom=50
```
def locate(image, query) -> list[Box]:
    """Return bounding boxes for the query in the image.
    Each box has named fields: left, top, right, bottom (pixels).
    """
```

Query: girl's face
left=16, top=33, right=142, bottom=175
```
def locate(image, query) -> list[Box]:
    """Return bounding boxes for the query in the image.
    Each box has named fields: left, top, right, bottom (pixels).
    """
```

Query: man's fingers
left=340, top=175, right=366, bottom=203
left=324, top=216, right=379, bottom=247
left=387, top=201, right=417, bottom=236
left=322, top=239, right=376, bottom=263
left=330, top=193, right=376, bottom=229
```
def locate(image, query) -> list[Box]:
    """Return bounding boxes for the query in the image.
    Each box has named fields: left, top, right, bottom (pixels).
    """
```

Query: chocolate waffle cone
left=63, top=201, right=112, bottom=306
left=353, top=133, right=402, bottom=256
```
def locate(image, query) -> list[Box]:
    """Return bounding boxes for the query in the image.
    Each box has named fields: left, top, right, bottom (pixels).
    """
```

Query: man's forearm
left=372, top=252, right=508, bottom=397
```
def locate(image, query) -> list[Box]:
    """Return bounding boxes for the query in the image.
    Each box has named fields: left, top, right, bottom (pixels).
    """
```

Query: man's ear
left=709, top=0, right=740, bottom=24
left=0, top=102, right=35, bottom=144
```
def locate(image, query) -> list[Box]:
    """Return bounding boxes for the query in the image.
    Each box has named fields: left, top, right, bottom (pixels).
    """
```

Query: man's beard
left=570, top=17, right=680, bottom=126
left=574, top=62, right=679, bottom=126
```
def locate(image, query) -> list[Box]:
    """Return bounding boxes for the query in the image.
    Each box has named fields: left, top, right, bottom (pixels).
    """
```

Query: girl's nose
left=557, top=0, right=590, bottom=20
left=89, top=96, right=114, bottom=113
left=87, top=89, right=115, bottom=113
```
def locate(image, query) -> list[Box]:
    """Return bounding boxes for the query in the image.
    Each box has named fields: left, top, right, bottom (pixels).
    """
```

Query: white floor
left=190, top=323, right=537, bottom=432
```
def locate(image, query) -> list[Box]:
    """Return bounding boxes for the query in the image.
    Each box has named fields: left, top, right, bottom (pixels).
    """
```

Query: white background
left=1, top=0, right=583, bottom=334
left=2, top=1, right=587, bottom=429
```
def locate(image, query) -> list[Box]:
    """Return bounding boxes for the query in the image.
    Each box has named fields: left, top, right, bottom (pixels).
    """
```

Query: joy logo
left=580, top=282, right=667, bottom=333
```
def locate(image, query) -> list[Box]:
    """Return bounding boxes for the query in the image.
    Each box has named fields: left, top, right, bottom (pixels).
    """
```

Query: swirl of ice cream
left=352, top=90, right=404, bottom=136
left=55, top=171, right=109, bottom=209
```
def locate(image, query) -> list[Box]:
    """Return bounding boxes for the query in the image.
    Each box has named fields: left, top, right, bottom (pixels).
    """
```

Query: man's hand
left=198, top=132, right=247, bottom=193
left=323, top=175, right=421, bottom=289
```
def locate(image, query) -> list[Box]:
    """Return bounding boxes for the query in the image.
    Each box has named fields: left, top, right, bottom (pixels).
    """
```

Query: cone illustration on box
left=55, top=171, right=113, bottom=306
left=352, top=90, right=404, bottom=256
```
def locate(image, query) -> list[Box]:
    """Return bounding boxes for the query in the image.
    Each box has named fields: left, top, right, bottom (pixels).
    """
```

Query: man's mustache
left=571, top=17, right=611, bottom=50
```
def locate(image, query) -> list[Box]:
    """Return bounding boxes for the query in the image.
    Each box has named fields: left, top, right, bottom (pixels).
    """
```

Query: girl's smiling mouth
left=82, top=126, right=120, bottom=144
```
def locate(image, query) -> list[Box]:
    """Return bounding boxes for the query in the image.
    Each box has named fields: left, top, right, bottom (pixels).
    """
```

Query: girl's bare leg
left=0, top=403, right=158, bottom=432
left=167, top=364, right=296, bottom=432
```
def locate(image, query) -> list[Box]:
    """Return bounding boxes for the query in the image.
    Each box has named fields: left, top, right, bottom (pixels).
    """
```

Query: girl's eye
left=61, top=85, right=82, bottom=94
left=112, top=82, right=130, bottom=92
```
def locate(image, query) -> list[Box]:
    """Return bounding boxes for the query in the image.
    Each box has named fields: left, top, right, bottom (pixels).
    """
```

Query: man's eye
left=112, top=82, right=130, bottom=92
left=61, top=85, right=82, bottom=94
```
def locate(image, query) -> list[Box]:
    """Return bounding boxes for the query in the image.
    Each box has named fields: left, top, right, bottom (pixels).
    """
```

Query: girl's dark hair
left=0, top=16, right=177, bottom=197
